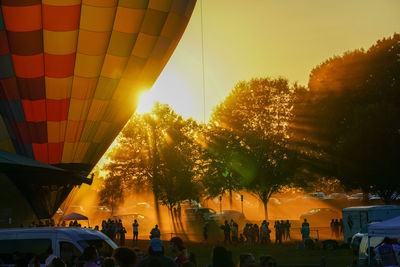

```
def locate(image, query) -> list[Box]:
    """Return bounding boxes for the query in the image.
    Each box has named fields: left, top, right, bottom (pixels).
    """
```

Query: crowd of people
left=216, top=219, right=295, bottom=246
left=329, top=218, right=343, bottom=239
left=40, top=236, right=277, bottom=267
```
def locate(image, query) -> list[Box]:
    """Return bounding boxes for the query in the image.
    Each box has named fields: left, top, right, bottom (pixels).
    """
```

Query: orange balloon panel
left=0, top=0, right=196, bottom=173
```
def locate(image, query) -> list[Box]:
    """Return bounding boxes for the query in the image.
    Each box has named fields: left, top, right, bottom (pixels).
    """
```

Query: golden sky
left=136, top=0, right=400, bottom=122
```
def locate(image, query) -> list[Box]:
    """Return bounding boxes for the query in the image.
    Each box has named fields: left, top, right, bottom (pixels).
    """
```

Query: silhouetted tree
left=210, top=77, right=298, bottom=219
left=291, top=34, right=400, bottom=202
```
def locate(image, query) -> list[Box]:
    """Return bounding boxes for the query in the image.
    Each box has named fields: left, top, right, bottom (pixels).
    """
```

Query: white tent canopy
left=368, top=216, right=400, bottom=237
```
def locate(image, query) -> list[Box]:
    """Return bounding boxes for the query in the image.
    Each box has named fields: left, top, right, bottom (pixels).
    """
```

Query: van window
left=59, top=242, right=81, bottom=265
left=0, top=239, right=51, bottom=264
left=78, top=239, right=114, bottom=257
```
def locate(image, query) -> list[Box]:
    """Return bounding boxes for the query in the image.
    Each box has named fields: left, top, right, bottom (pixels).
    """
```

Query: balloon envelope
left=0, top=0, right=196, bottom=219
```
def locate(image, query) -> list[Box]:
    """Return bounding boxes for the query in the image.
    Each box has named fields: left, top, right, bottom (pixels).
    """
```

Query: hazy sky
left=136, top=0, right=400, bottom=121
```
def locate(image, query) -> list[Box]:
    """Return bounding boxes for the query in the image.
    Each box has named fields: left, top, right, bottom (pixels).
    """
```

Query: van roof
left=343, top=205, right=400, bottom=211
left=0, top=227, right=105, bottom=240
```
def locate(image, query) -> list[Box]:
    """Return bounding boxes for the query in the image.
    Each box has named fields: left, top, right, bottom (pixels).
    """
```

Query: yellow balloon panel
left=47, top=121, right=67, bottom=143
left=86, top=99, right=108, bottom=121
left=64, top=120, right=84, bottom=142
left=79, top=121, right=99, bottom=142
left=45, top=77, right=73, bottom=100
left=118, top=0, right=148, bottom=9
left=79, top=5, right=116, bottom=32
left=43, top=30, right=78, bottom=55
left=61, top=142, right=75, bottom=162
left=141, top=9, right=169, bottom=36
left=67, top=98, right=91, bottom=121
left=149, top=0, right=173, bottom=12
left=77, top=30, right=111, bottom=56
left=82, top=0, right=117, bottom=7
left=43, top=0, right=81, bottom=6
left=74, top=54, right=105, bottom=78
left=113, top=7, right=145, bottom=34
left=0, top=139, right=15, bottom=153
left=94, top=77, right=119, bottom=100
left=70, top=76, right=98, bottom=99
left=100, top=55, right=129, bottom=79
left=161, top=13, right=185, bottom=39
left=107, top=31, right=138, bottom=57
left=93, top=121, right=113, bottom=142
left=72, top=142, right=90, bottom=163
left=131, top=33, right=158, bottom=59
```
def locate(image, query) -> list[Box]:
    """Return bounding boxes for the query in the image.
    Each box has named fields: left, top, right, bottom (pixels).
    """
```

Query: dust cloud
left=56, top=186, right=345, bottom=241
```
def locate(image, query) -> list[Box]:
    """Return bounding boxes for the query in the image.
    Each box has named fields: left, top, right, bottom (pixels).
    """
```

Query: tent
left=366, top=216, right=400, bottom=265
left=62, top=212, right=88, bottom=222
left=368, top=216, right=400, bottom=237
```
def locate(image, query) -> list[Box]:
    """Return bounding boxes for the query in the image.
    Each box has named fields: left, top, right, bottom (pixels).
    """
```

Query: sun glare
left=136, top=90, right=157, bottom=114
left=135, top=69, right=200, bottom=120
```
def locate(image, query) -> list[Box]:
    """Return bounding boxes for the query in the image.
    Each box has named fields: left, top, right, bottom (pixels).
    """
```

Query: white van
left=342, top=205, right=400, bottom=243
left=0, top=228, right=118, bottom=266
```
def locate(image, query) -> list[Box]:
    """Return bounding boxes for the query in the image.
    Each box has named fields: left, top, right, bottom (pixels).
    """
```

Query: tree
left=199, top=125, right=243, bottom=207
left=100, top=103, right=202, bottom=224
left=210, top=77, right=298, bottom=219
left=291, top=34, right=400, bottom=202
left=98, top=165, right=124, bottom=216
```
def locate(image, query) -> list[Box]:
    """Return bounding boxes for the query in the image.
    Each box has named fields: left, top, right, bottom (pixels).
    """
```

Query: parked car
left=299, top=208, right=340, bottom=226
left=0, top=228, right=117, bottom=266
left=212, top=210, right=245, bottom=223
left=368, top=194, right=381, bottom=201
left=182, top=208, right=218, bottom=222
left=327, top=193, right=349, bottom=200
left=302, top=192, right=328, bottom=200
left=347, top=193, right=364, bottom=201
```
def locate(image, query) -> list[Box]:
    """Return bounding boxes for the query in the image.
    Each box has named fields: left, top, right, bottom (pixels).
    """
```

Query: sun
left=135, top=69, right=200, bottom=120
left=136, top=90, right=157, bottom=114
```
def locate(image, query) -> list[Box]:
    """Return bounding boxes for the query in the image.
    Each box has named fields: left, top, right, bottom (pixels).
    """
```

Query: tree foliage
left=209, top=78, right=299, bottom=219
left=291, top=34, right=400, bottom=202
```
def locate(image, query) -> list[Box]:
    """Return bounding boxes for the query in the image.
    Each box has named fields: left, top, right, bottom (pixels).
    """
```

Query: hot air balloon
left=0, top=0, right=196, bottom=223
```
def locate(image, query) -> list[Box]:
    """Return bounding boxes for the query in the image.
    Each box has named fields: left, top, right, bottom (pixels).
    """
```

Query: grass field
left=125, top=239, right=353, bottom=266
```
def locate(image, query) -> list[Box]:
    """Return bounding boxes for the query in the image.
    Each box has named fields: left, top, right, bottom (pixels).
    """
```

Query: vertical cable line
left=200, top=0, right=206, bottom=123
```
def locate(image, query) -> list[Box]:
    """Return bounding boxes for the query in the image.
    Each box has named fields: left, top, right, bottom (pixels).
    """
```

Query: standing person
left=330, top=219, right=335, bottom=238
left=253, top=224, right=259, bottom=244
left=203, top=221, right=209, bottom=242
left=150, top=224, right=161, bottom=239
left=339, top=218, right=344, bottom=235
left=285, top=220, right=291, bottom=240
left=221, top=220, right=231, bottom=245
left=243, top=224, right=249, bottom=245
left=82, top=246, right=100, bottom=267
left=334, top=219, right=340, bottom=239
left=169, top=237, right=189, bottom=267
left=300, top=222, right=310, bottom=248
left=132, top=219, right=139, bottom=245
left=274, top=221, right=281, bottom=245
left=119, top=226, right=127, bottom=246
left=210, top=246, right=234, bottom=267
left=280, top=220, right=285, bottom=241
left=239, top=253, right=256, bottom=267
left=231, top=221, right=239, bottom=244
left=113, top=247, right=136, bottom=267
left=136, top=238, right=176, bottom=267
left=247, top=224, right=254, bottom=246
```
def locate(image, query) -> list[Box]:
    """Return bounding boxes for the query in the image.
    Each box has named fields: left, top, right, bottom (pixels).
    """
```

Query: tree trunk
left=263, top=200, right=268, bottom=220
left=229, top=189, right=233, bottom=209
